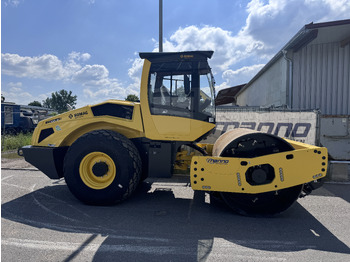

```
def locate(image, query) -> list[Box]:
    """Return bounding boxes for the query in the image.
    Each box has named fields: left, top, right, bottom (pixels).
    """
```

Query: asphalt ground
left=1, top=167, right=350, bottom=262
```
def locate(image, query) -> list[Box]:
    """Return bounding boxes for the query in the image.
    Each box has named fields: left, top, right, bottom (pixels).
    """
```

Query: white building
left=229, top=19, right=350, bottom=162
left=235, top=19, right=350, bottom=116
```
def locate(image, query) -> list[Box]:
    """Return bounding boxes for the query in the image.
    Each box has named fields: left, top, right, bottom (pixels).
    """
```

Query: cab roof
left=139, top=51, right=214, bottom=63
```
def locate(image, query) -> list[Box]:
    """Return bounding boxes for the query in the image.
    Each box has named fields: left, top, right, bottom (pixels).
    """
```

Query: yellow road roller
left=19, top=51, right=327, bottom=215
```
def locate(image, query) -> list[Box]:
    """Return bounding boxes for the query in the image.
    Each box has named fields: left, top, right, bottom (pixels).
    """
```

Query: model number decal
left=206, top=158, right=229, bottom=164
left=45, top=117, right=61, bottom=124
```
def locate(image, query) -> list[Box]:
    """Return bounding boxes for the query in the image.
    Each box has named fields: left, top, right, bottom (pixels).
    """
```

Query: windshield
left=148, top=61, right=215, bottom=122
left=200, top=73, right=215, bottom=120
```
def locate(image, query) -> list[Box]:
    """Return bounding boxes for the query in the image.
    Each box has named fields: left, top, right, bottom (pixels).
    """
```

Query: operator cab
left=140, top=51, right=215, bottom=123
left=139, top=51, right=216, bottom=142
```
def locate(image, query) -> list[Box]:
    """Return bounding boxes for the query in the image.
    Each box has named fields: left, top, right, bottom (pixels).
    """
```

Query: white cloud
left=1, top=52, right=137, bottom=104
left=161, top=25, right=264, bottom=72
left=71, top=64, right=133, bottom=103
left=4, top=0, right=350, bottom=106
left=1, top=82, right=47, bottom=105
left=82, top=79, right=132, bottom=105
left=128, top=58, right=143, bottom=82
left=7, top=81, right=23, bottom=89
left=1, top=53, right=67, bottom=80
left=129, top=0, right=350, bottom=91
left=126, top=57, right=144, bottom=97
left=83, top=84, right=125, bottom=99
left=155, top=0, right=350, bottom=75
left=68, top=51, right=91, bottom=62
left=126, top=25, right=265, bottom=91
left=218, top=64, right=265, bottom=90
left=3, top=0, right=21, bottom=7
left=72, top=65, right=109, bottom=84
left=126, top=24, right=265, bottom=92
left=242, top=0, right=350, bottom=53
left=1, top=52, right=95, bottom=82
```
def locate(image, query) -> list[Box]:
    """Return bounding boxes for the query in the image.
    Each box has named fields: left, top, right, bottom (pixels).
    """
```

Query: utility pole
left=159, top=0, right=163, bottom=52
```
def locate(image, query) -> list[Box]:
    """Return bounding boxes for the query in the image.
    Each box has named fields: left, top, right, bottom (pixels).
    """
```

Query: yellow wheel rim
left=79, top=152, right=116, bottom=190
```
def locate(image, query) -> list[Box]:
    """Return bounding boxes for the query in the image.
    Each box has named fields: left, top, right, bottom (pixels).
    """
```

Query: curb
left=1, top=167, right=38, bottom=171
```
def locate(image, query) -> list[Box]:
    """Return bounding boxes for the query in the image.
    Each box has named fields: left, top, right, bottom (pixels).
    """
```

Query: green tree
left=125, top=94, right=139, bottom=102
left=28, top=101, right=42, bottom=107
left=43, top=89, right=77, bottom=113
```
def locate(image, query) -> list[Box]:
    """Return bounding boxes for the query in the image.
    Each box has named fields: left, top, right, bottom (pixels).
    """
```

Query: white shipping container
left=215, top=109, right=318, bottom=145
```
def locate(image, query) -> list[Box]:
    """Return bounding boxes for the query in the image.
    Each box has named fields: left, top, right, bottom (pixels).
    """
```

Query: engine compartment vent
left=38, top=128, right=55, bottom=143
left=91, top=103, right=134, bottom=120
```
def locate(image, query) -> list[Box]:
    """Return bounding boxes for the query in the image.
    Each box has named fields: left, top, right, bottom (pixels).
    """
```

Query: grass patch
left=1, top=132, right=32, bottom=152
left=2, top=152, right=22, bottom=159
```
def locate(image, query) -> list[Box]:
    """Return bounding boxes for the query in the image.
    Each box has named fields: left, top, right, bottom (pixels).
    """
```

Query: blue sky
left=2, top=0, right=349, bottom=108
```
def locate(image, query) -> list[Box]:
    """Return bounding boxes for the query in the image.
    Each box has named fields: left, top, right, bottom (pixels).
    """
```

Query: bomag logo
left=180, top=54, right=194, bottom=59
left=206, top=158, right=229, bottom=165
left=69, top=111, right=88, bottom=119
left=74, top=111, right=88, bottom=117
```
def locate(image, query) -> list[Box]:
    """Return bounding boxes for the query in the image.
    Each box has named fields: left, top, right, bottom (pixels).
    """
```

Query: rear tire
left=64, top=130, right=141, bottom=205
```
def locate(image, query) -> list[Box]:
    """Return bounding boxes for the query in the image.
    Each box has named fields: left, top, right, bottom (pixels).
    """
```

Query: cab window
left=148, top=61, right=215, bottom=122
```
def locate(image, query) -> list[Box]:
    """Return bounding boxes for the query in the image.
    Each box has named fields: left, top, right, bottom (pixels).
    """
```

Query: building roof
left=215, top=84, right=245, bottom=106
left=235, top=19, right=350, bottom=98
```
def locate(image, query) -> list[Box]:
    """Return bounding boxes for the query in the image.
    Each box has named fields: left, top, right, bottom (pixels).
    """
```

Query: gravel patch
left=1, top=152, right=36, bottom=170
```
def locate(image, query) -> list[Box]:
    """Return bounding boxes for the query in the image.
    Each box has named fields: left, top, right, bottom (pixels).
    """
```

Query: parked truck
left=1, top=102, right=38, bottom=134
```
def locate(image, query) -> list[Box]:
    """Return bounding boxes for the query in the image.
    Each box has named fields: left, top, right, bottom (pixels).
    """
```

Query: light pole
left=159, top=0, right=163, bottom=52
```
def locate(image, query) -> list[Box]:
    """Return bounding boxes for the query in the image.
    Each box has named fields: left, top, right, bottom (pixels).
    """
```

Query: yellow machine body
left=31, top=100, right=144, bottom=147
left=190, top=141, right=327, bottom=193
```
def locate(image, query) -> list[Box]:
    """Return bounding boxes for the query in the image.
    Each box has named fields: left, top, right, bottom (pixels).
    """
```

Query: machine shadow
left=2, top=181, right=350, bottom=261
left=310, top=183, right=350, bottom=204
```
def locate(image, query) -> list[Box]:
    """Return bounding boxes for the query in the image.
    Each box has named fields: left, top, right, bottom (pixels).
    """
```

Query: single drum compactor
left=20, top=51, right=327, bottom=215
